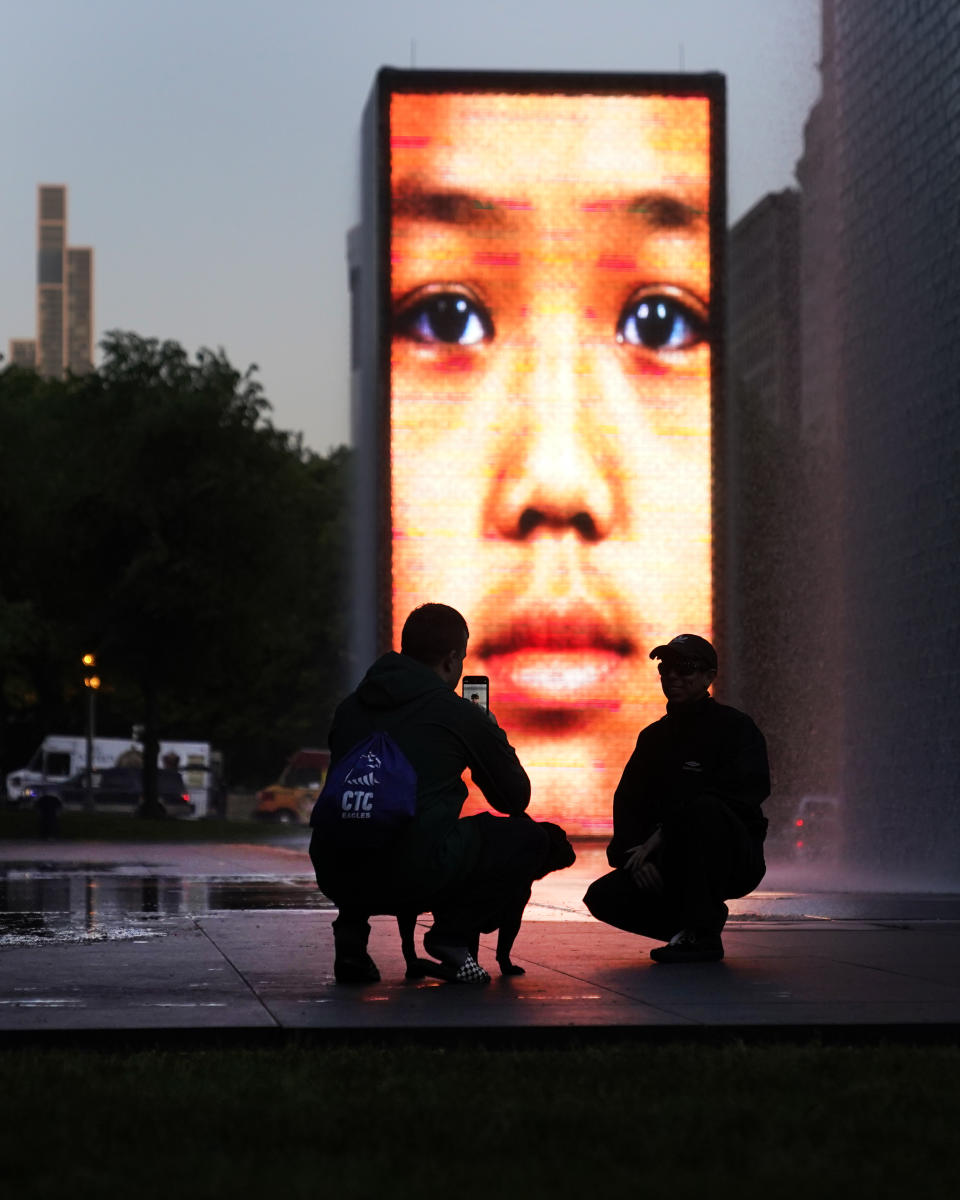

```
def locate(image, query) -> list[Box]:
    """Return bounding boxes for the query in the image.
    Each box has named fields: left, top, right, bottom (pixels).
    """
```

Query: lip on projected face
left=476, top=609, right=636, bottom=709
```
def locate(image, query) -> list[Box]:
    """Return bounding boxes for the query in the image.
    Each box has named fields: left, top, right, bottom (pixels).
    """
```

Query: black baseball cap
left=648, top=634, right=718, bottom=671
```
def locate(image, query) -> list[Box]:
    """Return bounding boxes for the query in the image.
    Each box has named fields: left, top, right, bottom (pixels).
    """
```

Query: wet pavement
left=2, top=836, right=959, bottom=1039
left=0, top=837, right=324, bottom=946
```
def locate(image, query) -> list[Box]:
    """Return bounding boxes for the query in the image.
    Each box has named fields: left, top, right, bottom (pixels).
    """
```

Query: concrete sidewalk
left=2, top=838, right=959, bottom=1040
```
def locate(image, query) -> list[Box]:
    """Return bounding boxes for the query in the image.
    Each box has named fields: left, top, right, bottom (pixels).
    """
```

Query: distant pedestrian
left=37, top=794, right=60, bottom=840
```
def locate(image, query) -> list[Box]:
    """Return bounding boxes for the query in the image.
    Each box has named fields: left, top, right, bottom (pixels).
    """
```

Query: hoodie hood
left=356, top=651, right=448, bottom=710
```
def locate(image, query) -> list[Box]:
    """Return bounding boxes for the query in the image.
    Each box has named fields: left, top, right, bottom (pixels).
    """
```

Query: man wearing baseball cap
left=584, top=634, right=770, bottom=963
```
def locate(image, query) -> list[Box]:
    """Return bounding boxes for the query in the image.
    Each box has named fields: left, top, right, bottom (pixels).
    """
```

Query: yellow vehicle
left=253, top=749, right=330, bottom=824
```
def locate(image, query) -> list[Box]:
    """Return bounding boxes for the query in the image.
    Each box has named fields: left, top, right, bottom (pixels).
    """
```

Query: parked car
left=253, top=749, right=329, bottom=824
left=21, top=766, right=194, bottom=818
left=6, top=734, right=218, bottom=815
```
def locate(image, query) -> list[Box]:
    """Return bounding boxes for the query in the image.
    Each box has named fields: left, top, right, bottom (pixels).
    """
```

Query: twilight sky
left=1, top=0, right=820, bottom=453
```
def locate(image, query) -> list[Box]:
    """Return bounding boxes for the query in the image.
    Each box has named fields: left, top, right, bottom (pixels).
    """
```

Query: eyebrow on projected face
left=392, top=184, right=707, bottom=234
left=392, top=187, right=513, bottom=226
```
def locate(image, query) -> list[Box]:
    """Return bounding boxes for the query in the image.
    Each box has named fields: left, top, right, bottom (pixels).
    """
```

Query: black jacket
left=314, top=652, right=530, bottom=904
left=607, top=694, right=770, bottom=869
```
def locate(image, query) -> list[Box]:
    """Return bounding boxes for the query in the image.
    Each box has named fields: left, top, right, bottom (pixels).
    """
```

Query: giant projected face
left=389, top=90, right=713, bottom=831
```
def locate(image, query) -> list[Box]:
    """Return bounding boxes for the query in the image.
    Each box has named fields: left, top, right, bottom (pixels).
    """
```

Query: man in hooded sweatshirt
left=310, top=602, right=573, bottom=984
left=584, top=634, right=769, bottom=963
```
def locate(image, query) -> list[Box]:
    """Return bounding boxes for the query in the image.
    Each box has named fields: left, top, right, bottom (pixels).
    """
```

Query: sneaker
left=649, top=930, right=724, bottom=964
left=447, top=954, right=489, bottom=983
left=422, top=931, right=491, bottom=985
left=334, top=953, right=381, bottom=984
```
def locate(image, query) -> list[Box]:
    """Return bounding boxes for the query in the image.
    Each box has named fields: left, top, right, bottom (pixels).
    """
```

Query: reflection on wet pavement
left=0, top=863, right=333, bottom=947
left=0, top=911, right=165, bottom=947
left=3, top=861, right=959, bottom=949
left=727, top=891, right=960, bottom=921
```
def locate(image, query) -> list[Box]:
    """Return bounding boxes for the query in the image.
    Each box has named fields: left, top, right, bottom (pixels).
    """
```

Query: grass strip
left=0, top=1041, right=957, bottom=1198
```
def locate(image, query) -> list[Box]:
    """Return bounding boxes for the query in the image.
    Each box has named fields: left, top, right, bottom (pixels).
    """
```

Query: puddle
left=2, top=864, right=958, bottom=949
left=0, top=866, right=334, bottom=946
left=0, top=911, right=167, bottom=947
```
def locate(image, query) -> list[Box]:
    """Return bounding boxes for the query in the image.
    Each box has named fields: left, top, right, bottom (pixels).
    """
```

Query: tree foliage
left=0, top=333, right=352, bottom=803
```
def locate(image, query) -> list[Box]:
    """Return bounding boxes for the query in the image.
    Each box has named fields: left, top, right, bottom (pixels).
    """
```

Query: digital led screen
left=383, top=75, right=723, bottom=832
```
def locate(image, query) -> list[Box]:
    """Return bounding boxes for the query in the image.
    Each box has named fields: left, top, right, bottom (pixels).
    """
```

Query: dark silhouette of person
left=310, top=603, right=574, bottom=984
left=584, top=634, right=769, bottom=963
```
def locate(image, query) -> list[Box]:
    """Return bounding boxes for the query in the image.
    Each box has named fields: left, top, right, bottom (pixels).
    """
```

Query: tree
left=0, top=334, right=352, bottom=813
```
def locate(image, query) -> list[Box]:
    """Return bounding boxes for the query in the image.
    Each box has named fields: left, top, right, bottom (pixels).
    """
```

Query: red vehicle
left=253, top=749, right=330, bottom=824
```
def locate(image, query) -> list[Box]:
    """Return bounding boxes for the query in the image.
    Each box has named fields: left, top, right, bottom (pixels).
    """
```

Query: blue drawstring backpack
left=309, top=732, right=418, bottom=849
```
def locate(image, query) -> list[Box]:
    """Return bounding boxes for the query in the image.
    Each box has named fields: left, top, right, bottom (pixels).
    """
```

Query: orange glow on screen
left=388, top=89, right=714, bottom=833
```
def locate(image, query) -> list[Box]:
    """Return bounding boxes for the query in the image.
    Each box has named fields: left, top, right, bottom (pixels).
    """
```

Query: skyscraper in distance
left=6, top=184, right=94, bottom=377
left=36, top=184, right=68, bottom=376
left=66, top=245, right=94, bottom=374
left=7, top=339, right=37, bottom=368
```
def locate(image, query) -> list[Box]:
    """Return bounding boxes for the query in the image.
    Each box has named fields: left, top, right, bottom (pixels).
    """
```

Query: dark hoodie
left=606, top=694, right=770, bottom=870
left=312, top=652, right=530, bottom=906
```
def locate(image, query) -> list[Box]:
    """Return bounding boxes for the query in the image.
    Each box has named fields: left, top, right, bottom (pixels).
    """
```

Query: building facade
left=66, top=246, right=94, bottom=375
left=6, top=339, right=37, bottom=368
left=725, top=190, right=808, bottom=838
left=36, top=183, right=68, bottom=376
left=7, top=184, right=94, bottom=377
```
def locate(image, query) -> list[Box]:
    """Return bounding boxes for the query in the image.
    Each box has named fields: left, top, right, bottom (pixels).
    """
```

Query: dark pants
left=584, top=796, right=766, bottom=941
left=317, top=814, right=567, bottom=953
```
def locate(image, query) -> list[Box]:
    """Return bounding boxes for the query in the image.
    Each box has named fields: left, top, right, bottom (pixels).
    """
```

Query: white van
left=6, top=734, right=220, bottom=817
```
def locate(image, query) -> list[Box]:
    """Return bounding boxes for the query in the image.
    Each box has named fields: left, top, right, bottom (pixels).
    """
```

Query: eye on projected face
left=388, top=91, right=714, bottom=830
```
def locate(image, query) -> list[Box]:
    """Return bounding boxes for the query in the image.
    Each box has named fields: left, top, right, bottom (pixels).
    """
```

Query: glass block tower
left=800, top=0, right=960, bottom=879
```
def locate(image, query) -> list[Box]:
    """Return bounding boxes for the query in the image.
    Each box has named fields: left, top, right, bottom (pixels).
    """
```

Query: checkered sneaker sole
left=454, top=955, right=491, bottom=984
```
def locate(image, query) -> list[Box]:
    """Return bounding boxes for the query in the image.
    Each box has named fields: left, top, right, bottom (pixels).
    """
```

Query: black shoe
left=334, top=953, right=381, bottom=984
left=649, top=930, right=724, bottom=964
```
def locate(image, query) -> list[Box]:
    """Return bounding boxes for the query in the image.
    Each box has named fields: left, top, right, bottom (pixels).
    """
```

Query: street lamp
left=82, top=654, right=100, bottom=813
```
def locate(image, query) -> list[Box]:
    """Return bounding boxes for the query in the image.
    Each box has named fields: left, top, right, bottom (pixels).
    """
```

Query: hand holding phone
left=461, top=675, right=489, bottom=712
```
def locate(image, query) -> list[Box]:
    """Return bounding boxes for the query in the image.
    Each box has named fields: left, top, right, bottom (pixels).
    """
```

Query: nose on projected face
left=487, top=389, right=616, bottom=546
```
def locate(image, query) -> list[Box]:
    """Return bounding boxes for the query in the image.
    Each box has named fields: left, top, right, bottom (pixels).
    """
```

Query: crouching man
left=310, top=602, right=574, bottom=984
left=584, top=635, right=769, bottom=963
